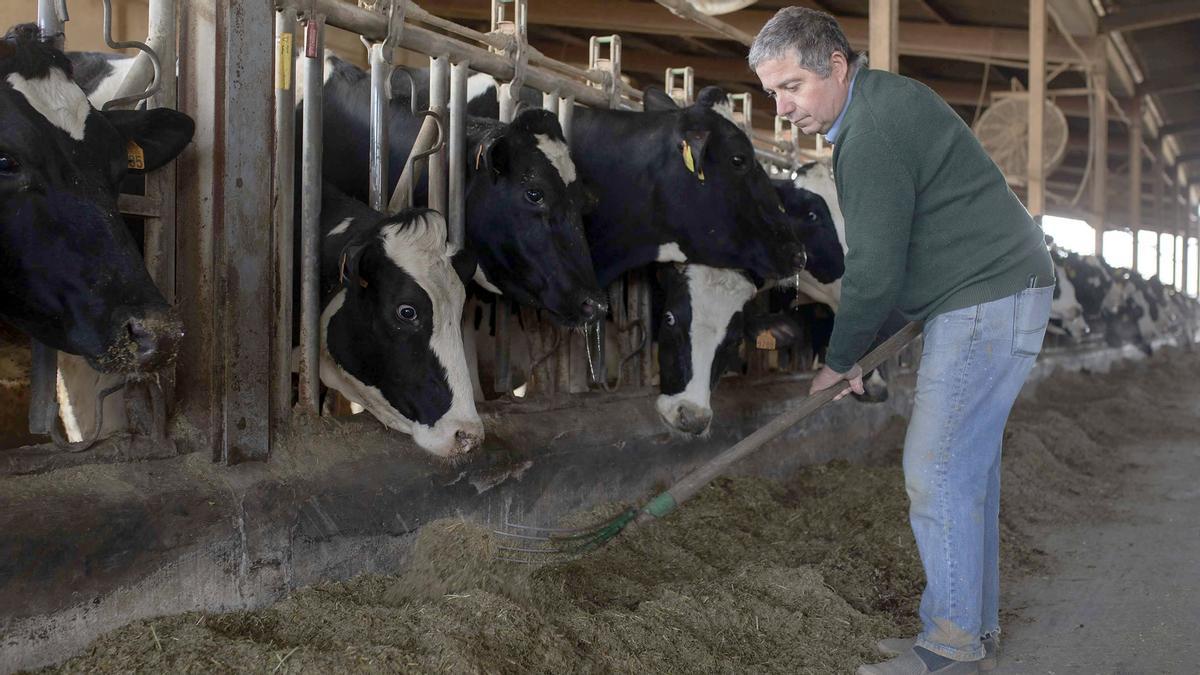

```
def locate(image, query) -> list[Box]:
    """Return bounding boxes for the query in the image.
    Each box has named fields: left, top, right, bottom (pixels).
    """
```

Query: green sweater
left=824, top=67, right=1054, bottom=373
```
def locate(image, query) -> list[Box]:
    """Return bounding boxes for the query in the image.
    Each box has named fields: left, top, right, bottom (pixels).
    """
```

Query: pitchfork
left=493, top=321, right=924, bottom=564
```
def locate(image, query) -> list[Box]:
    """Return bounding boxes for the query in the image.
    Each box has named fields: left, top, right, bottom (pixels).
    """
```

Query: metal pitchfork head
left=491, top=506, right=640, bottom=564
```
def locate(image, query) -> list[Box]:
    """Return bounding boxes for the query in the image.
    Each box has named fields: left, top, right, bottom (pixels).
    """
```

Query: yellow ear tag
left=126, top=140, right=145, bottom=170
left=755, top=330, right=777, bottom=351
left=681, top=139, right=705, bottom=181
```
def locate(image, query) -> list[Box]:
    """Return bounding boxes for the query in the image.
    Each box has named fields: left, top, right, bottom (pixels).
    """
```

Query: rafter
left=419, top=0, right=1095, bottom=64
left=1098, top=1, right=1200, bottom=33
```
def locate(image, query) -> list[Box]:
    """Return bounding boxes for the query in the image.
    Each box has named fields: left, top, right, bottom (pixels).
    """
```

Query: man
left=751, top=8, right=1054, bottom=675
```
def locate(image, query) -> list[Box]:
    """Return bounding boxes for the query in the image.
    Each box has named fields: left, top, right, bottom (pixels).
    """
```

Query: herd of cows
left=0, top=24, right=1195, bottom=461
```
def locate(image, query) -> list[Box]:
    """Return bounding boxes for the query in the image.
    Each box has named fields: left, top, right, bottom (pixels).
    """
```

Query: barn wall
left=0, top=342, right=1157, bottom=673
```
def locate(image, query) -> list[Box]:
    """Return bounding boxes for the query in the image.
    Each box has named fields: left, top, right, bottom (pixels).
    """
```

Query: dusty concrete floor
left=997, top=436, right=1200, bottom=674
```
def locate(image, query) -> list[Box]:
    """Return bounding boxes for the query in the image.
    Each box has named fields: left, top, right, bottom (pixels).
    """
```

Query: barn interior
left=1, top=0, right=1199, bottom=672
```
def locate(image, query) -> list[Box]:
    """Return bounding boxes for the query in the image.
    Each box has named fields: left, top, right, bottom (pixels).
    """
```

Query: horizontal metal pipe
left=276, top=0, right=624, bottom=109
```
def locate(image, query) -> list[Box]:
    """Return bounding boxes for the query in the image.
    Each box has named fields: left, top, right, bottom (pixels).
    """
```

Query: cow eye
left=665, top=311, right=676, bottom=327
left=0, top=154, right=19, bottom=173
left=730, top=155, right=746, bottom=168
left=525, top=189, right=544, bottom=205
left=396, top=304, right=418, bottom=322
left=806, top=211, right=818, bottom=221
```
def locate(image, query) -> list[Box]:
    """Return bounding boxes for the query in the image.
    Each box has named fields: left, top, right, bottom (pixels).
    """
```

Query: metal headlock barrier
left=25, top=0, right=177, bottom=451
left=16, top=0, right=816, bottom=458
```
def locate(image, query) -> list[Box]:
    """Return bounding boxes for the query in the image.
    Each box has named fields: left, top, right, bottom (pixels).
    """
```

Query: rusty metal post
left=212, top=0, right=277, bottom=461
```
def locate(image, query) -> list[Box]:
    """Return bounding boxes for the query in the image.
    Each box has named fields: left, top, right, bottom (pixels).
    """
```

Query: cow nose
left=675, top=404, right=712, bottom=435
left=453, top=427, right=484, bottom=456
left=125, top=311, right=184, bottom=372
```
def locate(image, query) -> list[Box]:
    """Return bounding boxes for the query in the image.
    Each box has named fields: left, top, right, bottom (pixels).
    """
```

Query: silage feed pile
left=43, top=348, right=1200, bottom=674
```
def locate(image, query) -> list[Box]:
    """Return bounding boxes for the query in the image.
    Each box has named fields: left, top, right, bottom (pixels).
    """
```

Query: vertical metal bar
left=37, top=0, right=65, bottom=49
left=448, top=60, right=468, bottom=250
left=638, top=271, right=654, bottom=386
left=368, top=43, right=391, bottom=213
left=429, top=55, right=450, bottom=216
left=32, top=0, right=68, bottom=435
left=558, top=95, right=574, bottom=143
left=541, top=90, right=558, bottom=116
left=175, top=0, right=219, bottom=455
left=1027, top=0, right=1046, bottom=217
left=494, top=83, right=515, bottom=395
left=216, top=0, right=276, bottom=462
left=272, top=8, right=297, bottom=429
left=298, top=15, right=325, bottom=416
left=1091, top=41, right=1108, bottom=257
left=144, top=0, right=180, bottom=424
left=28, top=341, right=57, bottom=435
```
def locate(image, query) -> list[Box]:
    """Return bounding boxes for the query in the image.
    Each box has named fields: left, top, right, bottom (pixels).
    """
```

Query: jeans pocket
left=1012, top=286, right=1053, bottom=357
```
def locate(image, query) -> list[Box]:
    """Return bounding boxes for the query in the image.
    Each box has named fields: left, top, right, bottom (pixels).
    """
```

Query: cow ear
left=338, top=239, right=372, bottom=289
left=449, top=247, right=477, bottom=286
left=102, top=108, right=195, bottom=173
left=744, top=312, right=801, bottom=349
left=695, top=86, right=727, bottom=109
left=642, top=86, right=679, bottom=111
left=509, top=108, right=564, bottom=139
left=475, top=132, right=509, bottom=183
left=675, top=127, right=711, bottom=182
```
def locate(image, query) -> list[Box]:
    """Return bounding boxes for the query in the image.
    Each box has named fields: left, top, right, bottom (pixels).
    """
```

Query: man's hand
left=809, top=363, right=864, bottom=401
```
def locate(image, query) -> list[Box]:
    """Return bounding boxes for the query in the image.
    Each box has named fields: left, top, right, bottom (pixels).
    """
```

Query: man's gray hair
left=748, top=6, right=859, bottom=77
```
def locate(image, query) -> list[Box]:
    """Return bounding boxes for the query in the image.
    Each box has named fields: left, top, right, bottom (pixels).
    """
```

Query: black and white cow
left=652, top=182, right=845, bottom=435
left=1047, top=243, right=1089, bottom=340
left=313, top=54, right=605, bottom=327
left=0, top=25, right=193, bottom=373
left=313, top=184, right=483, bottom=458
left=464, top=81, right=808, bottom=286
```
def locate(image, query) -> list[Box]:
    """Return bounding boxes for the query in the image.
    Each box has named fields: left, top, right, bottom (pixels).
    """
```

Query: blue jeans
left=905, top=285, right=1053, bottom=661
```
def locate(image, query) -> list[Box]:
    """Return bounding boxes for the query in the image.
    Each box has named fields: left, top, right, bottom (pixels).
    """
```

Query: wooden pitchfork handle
left=634, top=320, right=924, bottom=526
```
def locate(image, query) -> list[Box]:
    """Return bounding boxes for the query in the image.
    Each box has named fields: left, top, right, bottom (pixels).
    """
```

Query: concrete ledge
left=0, top=341, right=1150, bottom=672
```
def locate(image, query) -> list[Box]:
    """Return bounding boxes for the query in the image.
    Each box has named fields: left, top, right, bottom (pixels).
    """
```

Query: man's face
left=756, top=50, right=851, bottom=136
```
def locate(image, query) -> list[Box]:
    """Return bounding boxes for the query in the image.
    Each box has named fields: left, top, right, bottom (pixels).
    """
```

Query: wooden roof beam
left=421, top=0, right=1096, bottom=65
left=1158, top=118, right=1200, bottom=138
left=1098, top=1, right=1200, bottom=34
left=1138, top=68, right=1200, bottom=97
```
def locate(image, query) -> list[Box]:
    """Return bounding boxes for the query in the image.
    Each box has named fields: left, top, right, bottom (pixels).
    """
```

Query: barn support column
left=1027, top=0, right=1046, bottom=217
left=1154, top=148, right=1165, bottom=277
left=1129, top=97, right=1143, bottom=271
left=869, top=0, right=899, bottom=73
left=177, top=0, right=275, bottom=462
left=1091, top=40, right=1108, bottom=258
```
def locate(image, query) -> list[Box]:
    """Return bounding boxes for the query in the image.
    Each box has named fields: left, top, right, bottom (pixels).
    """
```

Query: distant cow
left=1047, top=244, right=1089, bottom=340
left=0, top=27, right=193, bottom=374
left=311, top=185, right=483, bottom=458
left=315, top=54, right=605, bottom=328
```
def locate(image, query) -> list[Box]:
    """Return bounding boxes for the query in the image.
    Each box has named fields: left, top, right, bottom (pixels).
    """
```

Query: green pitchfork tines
left=493, top=321, right=924, bottom=565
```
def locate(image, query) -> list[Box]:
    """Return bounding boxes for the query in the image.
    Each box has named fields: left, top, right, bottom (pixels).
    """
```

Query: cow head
left=772, top=180, right=844, bottom=284
left=654, top=263, right=755, bottom=435
left=320, top=206, right=484, bottom=459
left=1048, top=261, right=1090, bottom=340
left=465, top=109, right=607, bottom=327
left=0, top=25, right=193, bottom=373
left=644, top=86, right=806, bottom=282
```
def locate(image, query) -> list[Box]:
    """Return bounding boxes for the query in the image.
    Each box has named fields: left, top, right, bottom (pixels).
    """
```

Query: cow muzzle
left=657, top=396, right=713, bottom=436
left=97, top=307, right=184, bottom=374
